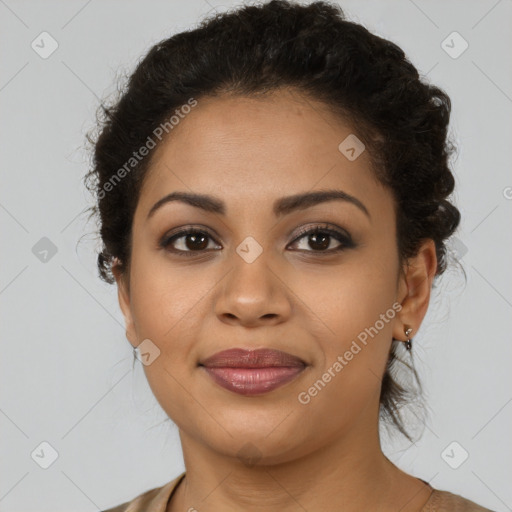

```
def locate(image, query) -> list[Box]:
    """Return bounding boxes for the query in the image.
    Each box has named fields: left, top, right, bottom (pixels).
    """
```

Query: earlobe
left=112, top=261, right=138, bottom=347
left=393, top=239, right=437, bottom=341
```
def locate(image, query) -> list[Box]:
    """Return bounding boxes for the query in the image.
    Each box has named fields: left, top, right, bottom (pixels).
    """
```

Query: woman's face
left=114, top=89, right=433, bottom=465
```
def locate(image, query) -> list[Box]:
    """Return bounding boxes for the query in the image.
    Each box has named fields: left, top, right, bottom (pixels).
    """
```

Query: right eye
left=160, top=228, right=221, bottom=257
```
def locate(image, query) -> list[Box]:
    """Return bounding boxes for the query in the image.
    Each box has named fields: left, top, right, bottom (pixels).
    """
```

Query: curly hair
left=84, top=0, right=461, bottom=441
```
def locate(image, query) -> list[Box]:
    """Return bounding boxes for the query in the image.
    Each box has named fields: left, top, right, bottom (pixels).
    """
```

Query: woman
left=86, top=1, right=495, bottom=510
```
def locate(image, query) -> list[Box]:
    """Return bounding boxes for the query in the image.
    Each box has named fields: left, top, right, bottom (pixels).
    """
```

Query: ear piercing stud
left=403, top=326, right=413, bottom=351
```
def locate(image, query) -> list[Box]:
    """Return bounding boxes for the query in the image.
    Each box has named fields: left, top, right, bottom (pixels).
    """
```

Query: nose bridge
left=229, top=206, right=282, bottom=282
left=213, top=229, right=291, bottom=324
left=230, top=231, right=274, bottom=298
left=226, top=204, right=277, bottom=266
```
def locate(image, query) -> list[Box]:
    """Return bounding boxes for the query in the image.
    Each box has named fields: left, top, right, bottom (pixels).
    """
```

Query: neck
left=168, top=402, right=431, bottom=512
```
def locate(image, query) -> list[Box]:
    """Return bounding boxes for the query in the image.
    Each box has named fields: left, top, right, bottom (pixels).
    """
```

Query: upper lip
left=199, top=348, right=306, bottom=368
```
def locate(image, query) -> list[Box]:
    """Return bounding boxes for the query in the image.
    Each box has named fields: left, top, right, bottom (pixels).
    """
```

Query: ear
left=112, top=260, right=138, bottom=348
left=393, top=239, right=437, bottom=342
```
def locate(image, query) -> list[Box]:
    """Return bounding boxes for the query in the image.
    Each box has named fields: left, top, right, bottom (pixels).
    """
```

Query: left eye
left=288, top=225, right=353, bottom=253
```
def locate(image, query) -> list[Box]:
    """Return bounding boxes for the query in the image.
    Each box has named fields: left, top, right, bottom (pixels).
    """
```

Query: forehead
left=135, top=90, right=389, bottom=219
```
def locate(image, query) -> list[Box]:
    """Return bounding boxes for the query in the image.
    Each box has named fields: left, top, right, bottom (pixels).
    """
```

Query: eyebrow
left=146, top=188, right=370, bottom=221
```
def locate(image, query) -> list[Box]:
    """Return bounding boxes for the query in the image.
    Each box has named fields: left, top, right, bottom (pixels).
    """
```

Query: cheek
left=128, top=273, right=205, bottom=427
left=291, top=245, right=398, bottom=347
left=291, top=246, right=398, bottom=404
left=291, top=281, right=396, bottom=439
left=129, top=244, right=208, bottom=340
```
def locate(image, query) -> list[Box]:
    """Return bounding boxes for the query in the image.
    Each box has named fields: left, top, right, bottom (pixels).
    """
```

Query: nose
left=213, top=253, right=292, bottom=328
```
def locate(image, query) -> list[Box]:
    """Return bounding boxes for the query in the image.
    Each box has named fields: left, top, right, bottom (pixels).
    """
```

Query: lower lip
left=201, top=366, right=305, bottom=395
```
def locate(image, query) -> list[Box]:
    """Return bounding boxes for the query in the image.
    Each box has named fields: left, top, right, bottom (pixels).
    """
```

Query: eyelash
left=159, top=223, right=355, bottom=258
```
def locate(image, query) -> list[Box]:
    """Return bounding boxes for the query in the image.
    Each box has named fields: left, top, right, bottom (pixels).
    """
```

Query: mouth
left=199, top=348, right=307, bottom=396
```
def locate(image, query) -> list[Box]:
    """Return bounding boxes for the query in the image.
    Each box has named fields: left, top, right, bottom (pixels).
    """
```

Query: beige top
left=102, top=472, right=495, bottom=512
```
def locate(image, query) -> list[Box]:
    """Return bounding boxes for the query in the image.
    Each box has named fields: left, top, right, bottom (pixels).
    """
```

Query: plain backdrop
left=1, top=0, right=511, bottom=511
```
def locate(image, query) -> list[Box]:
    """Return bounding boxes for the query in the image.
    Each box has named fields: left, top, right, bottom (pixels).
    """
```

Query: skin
left=112, top=88, right=437, bottom=512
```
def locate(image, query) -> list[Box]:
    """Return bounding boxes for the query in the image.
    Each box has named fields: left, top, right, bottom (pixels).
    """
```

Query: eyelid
left=289, top=222, right=351, bottom=243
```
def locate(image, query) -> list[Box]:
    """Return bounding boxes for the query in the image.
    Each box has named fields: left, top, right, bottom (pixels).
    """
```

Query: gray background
left=1, top=0, right=511, bottom=510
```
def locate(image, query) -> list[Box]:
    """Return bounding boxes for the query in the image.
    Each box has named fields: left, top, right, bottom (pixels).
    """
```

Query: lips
left=200, top=348, right=306, bottom=368
left=199, top=348, right=307, bottom=396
